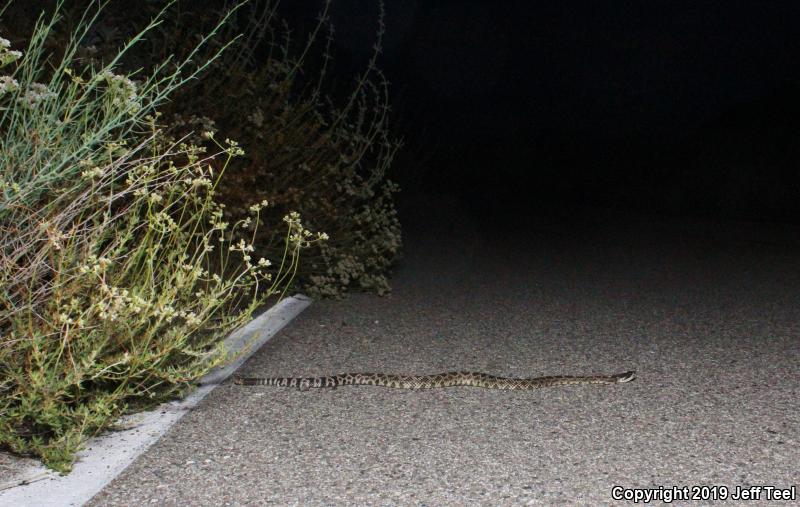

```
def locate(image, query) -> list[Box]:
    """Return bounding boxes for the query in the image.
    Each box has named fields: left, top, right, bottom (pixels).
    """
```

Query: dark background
left=283, top=0, right=800, bottom=224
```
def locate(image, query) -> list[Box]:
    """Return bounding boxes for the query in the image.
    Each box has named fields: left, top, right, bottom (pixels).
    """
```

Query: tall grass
left=0, top=1, right=323, bottom=472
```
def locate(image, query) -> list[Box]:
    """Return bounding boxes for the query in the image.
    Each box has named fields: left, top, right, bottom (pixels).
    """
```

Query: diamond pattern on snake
left=233, top=370, right=636, bottom=391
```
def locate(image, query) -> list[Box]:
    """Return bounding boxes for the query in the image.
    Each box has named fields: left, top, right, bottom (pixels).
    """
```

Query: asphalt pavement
left=84, top=197, right=800, bottom=506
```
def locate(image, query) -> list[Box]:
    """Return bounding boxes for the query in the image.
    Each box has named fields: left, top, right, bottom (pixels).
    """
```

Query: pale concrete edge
left=0, top=294, right=312, bottom=507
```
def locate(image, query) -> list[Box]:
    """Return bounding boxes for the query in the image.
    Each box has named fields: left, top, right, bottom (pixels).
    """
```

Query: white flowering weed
left=0, top=1, right=311, bottom=474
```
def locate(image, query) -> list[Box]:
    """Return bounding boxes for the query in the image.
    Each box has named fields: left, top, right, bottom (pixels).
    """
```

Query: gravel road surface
left=87, top=200, right=800, bottom=506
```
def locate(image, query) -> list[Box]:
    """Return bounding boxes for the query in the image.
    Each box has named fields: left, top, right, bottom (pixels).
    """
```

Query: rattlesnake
left=233, top=370, right=636, bottom=391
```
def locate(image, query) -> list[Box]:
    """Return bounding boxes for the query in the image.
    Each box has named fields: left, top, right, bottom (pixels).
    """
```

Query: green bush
left=0, top=1, right=322, bottom=472
left=209, top=1, right=403, bottom=298
left=83, top=0, right=404, bottom=298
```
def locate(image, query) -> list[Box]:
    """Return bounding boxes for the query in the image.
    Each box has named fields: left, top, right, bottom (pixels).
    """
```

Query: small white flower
left=19, top=82, right=56, bottom=108
left=0, top=49, right=22, bottom=67
left=191, top=177, right=212, bottom=188
left=81, top=167, right=104, bottom=179
left=184, top=312, right=201, bottom=327
left=0, top=75, right=18, bottom=95
left=247, top=107, right=264, bottom=127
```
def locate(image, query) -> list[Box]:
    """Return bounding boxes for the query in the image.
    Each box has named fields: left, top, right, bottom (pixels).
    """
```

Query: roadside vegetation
left=0, top=0, right=400, bottom=472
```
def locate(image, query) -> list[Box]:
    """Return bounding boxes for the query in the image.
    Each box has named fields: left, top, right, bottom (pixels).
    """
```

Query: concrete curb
left=0, top=294, right=311, bottom=507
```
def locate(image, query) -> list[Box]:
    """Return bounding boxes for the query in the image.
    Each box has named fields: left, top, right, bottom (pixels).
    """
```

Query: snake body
left=233, top=370, right=636, bottom=391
